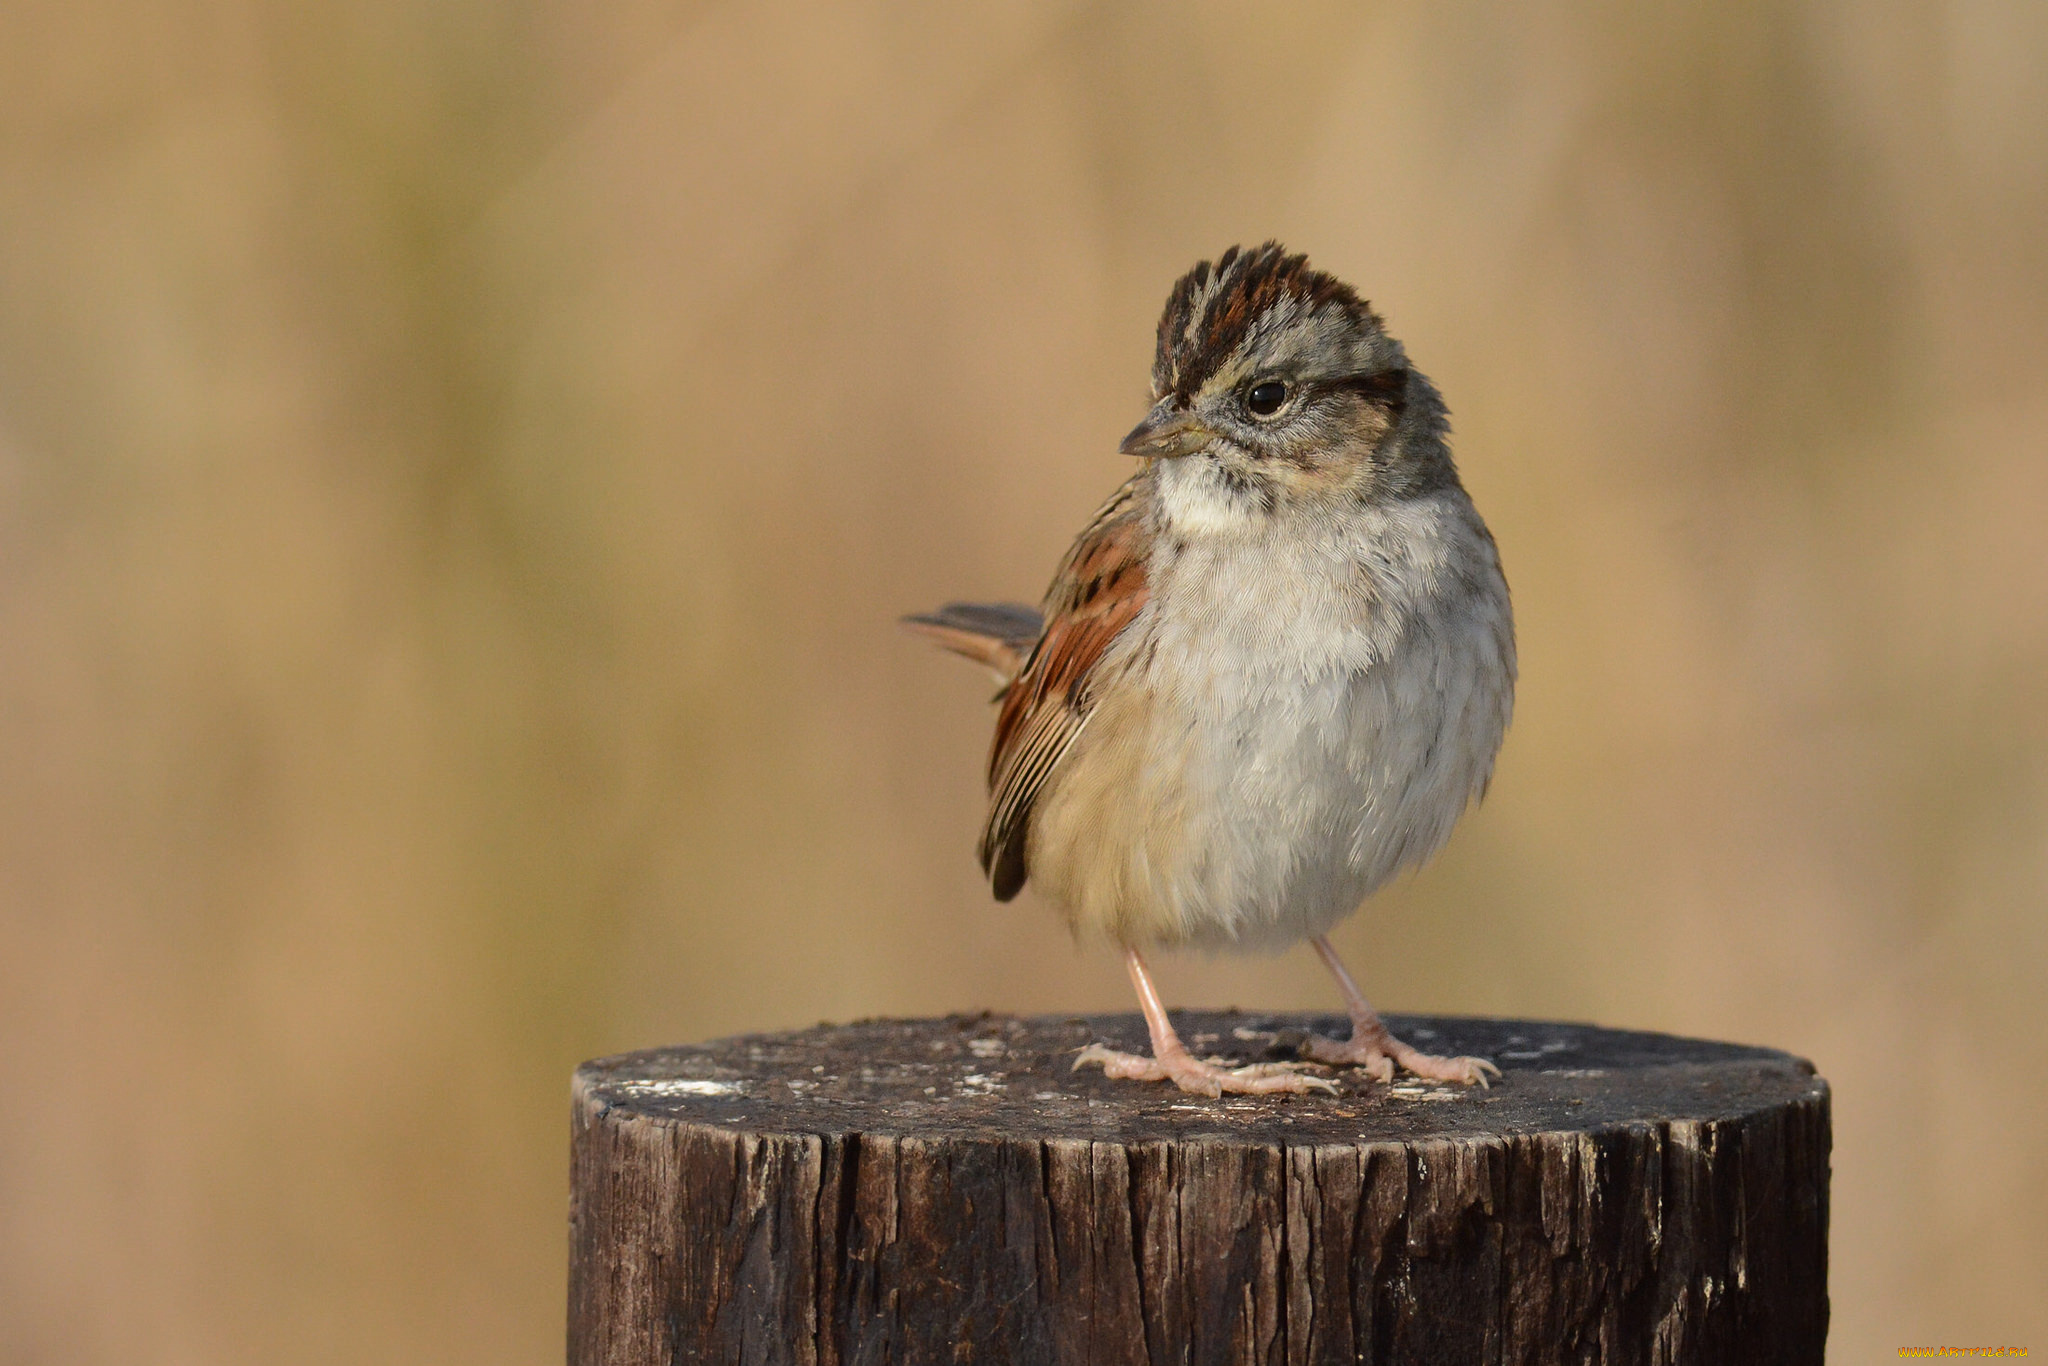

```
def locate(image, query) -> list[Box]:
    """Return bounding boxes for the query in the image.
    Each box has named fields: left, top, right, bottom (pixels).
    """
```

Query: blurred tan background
left=2, top=1, right=2044, bottom=1361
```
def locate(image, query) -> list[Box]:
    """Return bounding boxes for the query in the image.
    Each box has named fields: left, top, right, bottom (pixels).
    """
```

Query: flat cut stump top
left=575, top=1010, right=1823, bottom=1142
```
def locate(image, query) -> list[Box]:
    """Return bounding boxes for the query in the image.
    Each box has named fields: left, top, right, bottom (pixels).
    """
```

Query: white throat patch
left=1151, top=455, right=1268, bottom=539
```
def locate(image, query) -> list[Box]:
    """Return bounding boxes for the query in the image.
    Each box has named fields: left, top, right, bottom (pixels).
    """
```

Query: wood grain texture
left=568, top=1013, right=1828, bottom=1365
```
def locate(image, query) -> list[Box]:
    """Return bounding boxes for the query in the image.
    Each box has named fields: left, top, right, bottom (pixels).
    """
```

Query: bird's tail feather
left=900, top=601, right=1043, bottom=683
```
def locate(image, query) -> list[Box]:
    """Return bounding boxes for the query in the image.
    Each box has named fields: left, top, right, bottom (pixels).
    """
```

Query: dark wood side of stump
left=568, top=1013, right=1828, bottom=1366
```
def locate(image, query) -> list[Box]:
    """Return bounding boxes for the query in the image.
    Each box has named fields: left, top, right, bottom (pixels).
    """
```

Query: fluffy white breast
left=1026, top=476, right=1515, bottom=951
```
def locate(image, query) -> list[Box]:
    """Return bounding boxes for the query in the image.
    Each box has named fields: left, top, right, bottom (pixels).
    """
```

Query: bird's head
left=1121, top=243, right=1453, bottom=533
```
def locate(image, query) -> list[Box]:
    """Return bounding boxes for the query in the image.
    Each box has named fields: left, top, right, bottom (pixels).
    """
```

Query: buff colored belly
left=1026, top=611, right=1507, bottom=952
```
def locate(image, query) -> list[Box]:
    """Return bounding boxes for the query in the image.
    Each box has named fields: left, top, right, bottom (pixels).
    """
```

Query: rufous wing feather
left=979, top=478, right=1152, bottom=900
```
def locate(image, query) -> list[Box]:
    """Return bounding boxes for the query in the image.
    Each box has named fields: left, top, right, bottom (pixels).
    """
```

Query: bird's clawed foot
left=1300, top=1029, right=1500, bottom=1087
left=1073, top=1042, right=1339, bottom=1097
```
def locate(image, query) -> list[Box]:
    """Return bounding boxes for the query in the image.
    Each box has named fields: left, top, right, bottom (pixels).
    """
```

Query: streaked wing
left=980, top=476, right=1152, bottom=900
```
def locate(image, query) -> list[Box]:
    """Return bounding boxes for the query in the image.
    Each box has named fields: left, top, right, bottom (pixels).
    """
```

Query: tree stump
left=568, top=1012, right=1828, bottom=1365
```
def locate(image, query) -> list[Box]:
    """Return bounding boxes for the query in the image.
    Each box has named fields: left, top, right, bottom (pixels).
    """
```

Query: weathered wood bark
left=569, top=1013, right=1828, bottom=1365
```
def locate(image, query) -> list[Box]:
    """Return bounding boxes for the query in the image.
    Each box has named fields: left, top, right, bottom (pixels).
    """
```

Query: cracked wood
left=568, top=1012, right=1829, bottom=1365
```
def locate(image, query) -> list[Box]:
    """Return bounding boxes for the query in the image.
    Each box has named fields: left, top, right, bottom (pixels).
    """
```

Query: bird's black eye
left=1245, top=380, right=1288, bottom=416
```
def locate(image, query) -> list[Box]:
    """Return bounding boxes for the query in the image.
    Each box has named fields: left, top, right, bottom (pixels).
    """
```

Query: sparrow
left=905, top=244, right=1515, bottom=1097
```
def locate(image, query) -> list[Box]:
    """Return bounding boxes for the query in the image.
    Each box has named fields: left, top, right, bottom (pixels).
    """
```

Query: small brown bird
left=906, top=245, right=1515, bottom=1096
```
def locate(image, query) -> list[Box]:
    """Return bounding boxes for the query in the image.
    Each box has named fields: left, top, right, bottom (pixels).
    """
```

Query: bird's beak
left=1119, top=405, right=1216, bottom=460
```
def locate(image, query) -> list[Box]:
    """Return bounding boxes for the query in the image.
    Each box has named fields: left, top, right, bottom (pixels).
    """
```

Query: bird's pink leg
left=1301, top=935, right=1500, bottom=1087
left=1074, top=947, right=1336, bottom=1097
